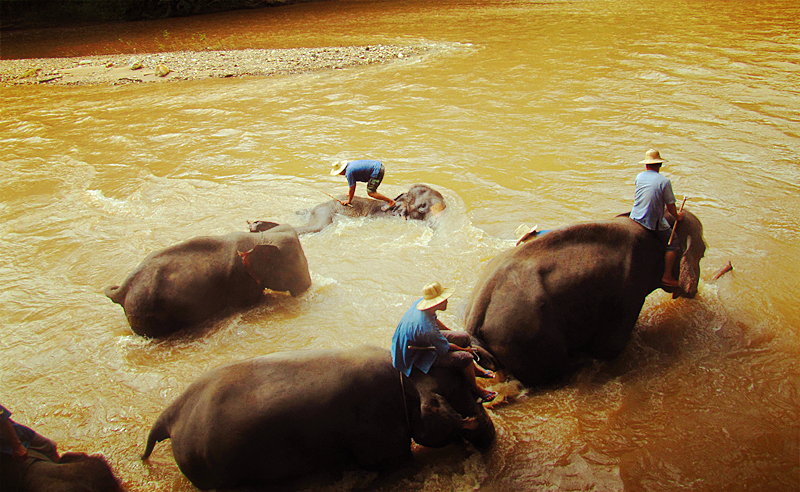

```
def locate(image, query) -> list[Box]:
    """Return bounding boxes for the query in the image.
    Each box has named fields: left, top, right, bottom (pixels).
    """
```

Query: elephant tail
left=141, top=416, right=171, bottom=461
left=104, top=285, right=126, bottom=305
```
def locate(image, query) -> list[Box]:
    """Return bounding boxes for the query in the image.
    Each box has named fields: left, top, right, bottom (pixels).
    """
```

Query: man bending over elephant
left=630, top=149, right=684, bottom=288
left=392, top=282, right=497, bottom=404
left=330, top=159, right=396, bottom=210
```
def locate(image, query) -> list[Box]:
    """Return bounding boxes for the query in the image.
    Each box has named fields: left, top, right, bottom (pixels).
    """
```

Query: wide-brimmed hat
left=416, top=281, right=454, bottom=310
left=330, top=160, right=349, bottom=175
left=639, top=149, right=668, bottom=165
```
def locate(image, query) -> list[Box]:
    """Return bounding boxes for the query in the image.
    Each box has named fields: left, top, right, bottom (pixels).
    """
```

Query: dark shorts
left=432, top=331, right=473, bottom=370
left=366, top=164, right=385, bottom=193
left=655, top=227, right=680, bottom=251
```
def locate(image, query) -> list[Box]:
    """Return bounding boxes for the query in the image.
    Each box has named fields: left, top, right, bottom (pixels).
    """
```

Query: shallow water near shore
left=1, top=0, right=799, bottom=490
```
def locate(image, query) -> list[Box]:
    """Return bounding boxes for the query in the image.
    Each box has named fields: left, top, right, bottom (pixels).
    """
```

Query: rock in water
left=155, top=64, right=170, bottom=77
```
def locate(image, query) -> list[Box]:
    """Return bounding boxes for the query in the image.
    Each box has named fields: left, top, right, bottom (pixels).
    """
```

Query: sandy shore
left=0, top=44, right=431, bottom=87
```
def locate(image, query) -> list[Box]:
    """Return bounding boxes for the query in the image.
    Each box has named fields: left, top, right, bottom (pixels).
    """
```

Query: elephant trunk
left=461, top=411, right=496, bottom=451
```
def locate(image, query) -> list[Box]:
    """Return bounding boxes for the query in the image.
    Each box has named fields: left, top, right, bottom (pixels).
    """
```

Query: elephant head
left=238, top=228, right=312, bottom=296
left=391, top=184, right=447, bottom=221
left=668, top=210, right=706, bottom=299
left=402, top=353, right=495, bottom=450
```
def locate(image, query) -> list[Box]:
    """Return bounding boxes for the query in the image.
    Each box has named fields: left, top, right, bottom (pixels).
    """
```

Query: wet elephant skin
left=465, top=212, right=706, bottom=388
left=104, top=224, right=311, bottom=337
left=141, top=345, right=495, bottom=490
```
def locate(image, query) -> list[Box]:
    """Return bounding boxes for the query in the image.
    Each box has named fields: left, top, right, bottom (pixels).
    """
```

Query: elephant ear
left=429, top=202, right=446, bottom=214
left=413, top=389, right=465, bottom=448
left=674, top=214, right=706, bottom=299
left=238, top=244, right=280, bottom=285
left=408, top=363, right=487, bottom=448
left=247, top=220, right=280, bottom=233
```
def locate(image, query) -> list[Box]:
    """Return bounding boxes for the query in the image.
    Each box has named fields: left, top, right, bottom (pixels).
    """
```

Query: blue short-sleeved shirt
left=391, top=299, right=451, bottom=377
left=0, top=404, right=35, bottom=454
left=345, top=160, right=383, bottom=188
left=630, top=170, right=676, bottom=231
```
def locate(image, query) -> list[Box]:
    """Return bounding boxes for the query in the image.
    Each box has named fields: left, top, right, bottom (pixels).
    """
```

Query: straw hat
left=416, top=281, right=454, bottom=310
left=639, top=149, right=668, bottom=165
left=330, top=160, right=349, bottom=175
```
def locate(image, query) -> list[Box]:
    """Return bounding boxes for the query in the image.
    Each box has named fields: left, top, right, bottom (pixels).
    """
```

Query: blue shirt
left=0, top=404, right=35, bottom=455
left=391, top=299, right=451, bottom=377
left=630, top=170, right=676, bottom=231
left=345, top=160, right=383, bottom=188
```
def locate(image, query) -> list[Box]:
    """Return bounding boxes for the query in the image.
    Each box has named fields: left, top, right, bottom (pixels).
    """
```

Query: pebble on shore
left=0, top=45, right=431, bottom=87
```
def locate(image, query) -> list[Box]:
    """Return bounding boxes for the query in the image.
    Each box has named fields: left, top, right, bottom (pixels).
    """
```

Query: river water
left=1, top=0, right=798, bottom=490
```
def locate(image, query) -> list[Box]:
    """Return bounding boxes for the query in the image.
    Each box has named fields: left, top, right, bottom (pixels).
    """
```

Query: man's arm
left=342, top=185, right=356, bottom=206
left=666, top=202, right=684, bottom=221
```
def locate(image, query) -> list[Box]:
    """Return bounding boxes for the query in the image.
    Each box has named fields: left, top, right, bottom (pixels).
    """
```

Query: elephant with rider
left=142, top=344, right=495, bottom=490
left=105, top=223, right=311, bottom=337
left=465, top=211, right=706, bottom=388
left=249, top=183, right=447, bottom=235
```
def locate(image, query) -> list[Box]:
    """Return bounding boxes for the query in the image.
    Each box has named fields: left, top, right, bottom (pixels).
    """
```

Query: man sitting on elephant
left=392, top=282, right=497, bottom=404
left=1, top=403, right=59, bottom=463
left=1, top=403, right=123, bottom=492
left=630, top=148, right=684, bottom=288
left=330, top=159, right=396, bottom=210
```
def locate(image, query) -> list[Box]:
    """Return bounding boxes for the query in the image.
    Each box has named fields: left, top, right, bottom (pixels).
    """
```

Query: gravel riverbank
left=0, top=44, right=432, bottom=87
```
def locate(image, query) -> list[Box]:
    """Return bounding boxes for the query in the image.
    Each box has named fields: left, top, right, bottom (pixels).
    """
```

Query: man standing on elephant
left=330, top=159, right=396, bottom=210
left=391, top=282, right=497, bottom=403
left=630, top=149, right=684, bottom=288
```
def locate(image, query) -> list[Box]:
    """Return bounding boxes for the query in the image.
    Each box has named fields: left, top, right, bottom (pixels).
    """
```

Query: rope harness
left=398, top=370, right=412, bottom=433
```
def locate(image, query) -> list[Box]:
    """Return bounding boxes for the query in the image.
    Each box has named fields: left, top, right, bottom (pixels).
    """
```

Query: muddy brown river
left=1, top=0, right=798, bottom=490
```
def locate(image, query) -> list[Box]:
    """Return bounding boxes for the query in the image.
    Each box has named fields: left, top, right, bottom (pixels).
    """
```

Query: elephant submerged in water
left=105, top=224, right=311, bottom=338
left=464, top=211, right=706, bottom=388
left=249, top=184, right=447, bottom=235
left=141, top=345, right=495, bottom=490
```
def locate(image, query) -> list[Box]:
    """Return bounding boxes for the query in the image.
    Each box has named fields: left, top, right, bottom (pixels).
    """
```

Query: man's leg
left=441, top=331, right=496, bottom=401
left=366, top=167, right=395, bottom=208
left=27, top=431, right=59, bottom=462
left=442, top=331, right=494, bottom=378
left=368, top=190, right=396, bottom=206
left=662, top=249, right=679, bottom=286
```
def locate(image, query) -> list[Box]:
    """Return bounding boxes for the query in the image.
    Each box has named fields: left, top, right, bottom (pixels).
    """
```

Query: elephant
left=249, top=184, right=447, bottom=235
left=104, top=223, right=311, bottom=337
left=141, top=344, right=495, bottom=490
left=0, top=451, right=123, bottom=492
left=464, top=211, right=706, bottom=388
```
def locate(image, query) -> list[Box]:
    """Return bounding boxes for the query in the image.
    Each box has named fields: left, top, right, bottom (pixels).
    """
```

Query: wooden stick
left=324, top=191, right=352, bottom=207
left=668, top=196, right=688, bottom=245
left=711, top=261, right=733, bottom=281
